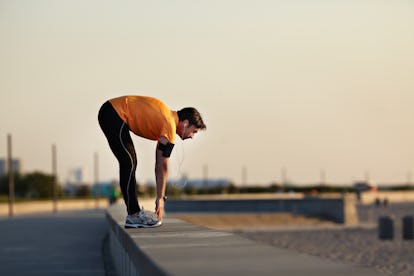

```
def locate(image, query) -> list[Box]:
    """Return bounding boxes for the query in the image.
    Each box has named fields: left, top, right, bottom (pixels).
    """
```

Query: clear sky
left=1, top=0, right=413, bottom=186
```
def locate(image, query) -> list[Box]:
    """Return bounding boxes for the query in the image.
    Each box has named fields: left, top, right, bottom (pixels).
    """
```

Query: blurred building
left=67, top=167, right=90, bottom=184
left=167, top=178, right=232, bottom=188
left=63, top=167, right=92, bottom=197
left=0, top=158, right=22, bottom=177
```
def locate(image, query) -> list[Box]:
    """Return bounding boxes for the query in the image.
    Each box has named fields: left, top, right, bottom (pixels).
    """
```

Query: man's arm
left=154, top=137, right=172, bottom=220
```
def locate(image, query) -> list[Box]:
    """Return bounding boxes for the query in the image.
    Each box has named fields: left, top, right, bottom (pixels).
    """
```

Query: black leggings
left=98, top=101, right=140, bottom=215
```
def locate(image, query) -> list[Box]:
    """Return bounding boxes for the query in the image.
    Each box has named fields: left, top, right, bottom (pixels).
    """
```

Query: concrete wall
left=360, top=191, right=414, bottom=205
left=0, top=199, right=109, bottom=217
left=106, top=210, right=167, bottom=276
left=165, top=195, right=358, bottom=225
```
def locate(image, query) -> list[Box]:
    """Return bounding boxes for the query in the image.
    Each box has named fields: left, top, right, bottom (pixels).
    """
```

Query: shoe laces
left=139, top=207, right=158, bottom=223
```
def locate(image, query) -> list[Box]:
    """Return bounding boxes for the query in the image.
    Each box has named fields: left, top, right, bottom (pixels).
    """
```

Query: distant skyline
left=1, top=0, right=413, bottom=186
left=0, top=158, right=22, bottom=177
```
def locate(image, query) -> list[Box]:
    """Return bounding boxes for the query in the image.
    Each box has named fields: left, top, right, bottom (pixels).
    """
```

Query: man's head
left=177, top=107, right=206, bottom=140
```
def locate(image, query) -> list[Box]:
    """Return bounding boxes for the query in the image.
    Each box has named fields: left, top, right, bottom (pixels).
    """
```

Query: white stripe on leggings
left=119, top=122, right=135, bottom=214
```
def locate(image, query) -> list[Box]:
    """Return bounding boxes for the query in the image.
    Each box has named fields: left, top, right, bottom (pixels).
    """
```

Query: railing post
left=378, top=216, right=394, bottom=240
left=403, top=216, right=414, bottom=240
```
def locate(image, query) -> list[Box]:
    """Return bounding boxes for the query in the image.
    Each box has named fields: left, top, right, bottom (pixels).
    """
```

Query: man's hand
left=155, top=197, right=165, bottom=221
left=155, top=137, right=170, bottom=221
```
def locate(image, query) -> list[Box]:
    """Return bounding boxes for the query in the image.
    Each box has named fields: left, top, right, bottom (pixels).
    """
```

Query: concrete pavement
left=0, top=209, right=115, bottom=276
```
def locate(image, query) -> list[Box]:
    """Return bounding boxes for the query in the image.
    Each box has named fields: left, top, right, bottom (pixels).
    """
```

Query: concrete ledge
left=106, top=203, right=378, bottom=276
left=106, top=207, right=167, bottom=276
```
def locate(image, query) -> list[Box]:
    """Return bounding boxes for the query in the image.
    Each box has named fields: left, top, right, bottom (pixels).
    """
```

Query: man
left=98, top=95, right=206, bottom=228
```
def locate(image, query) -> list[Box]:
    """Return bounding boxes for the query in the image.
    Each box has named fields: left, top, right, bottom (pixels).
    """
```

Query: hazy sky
left=1, top=0, right=413, bottom=186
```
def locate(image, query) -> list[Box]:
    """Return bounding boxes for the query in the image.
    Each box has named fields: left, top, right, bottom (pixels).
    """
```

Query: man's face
left=182, top=124, right=199, bottom=140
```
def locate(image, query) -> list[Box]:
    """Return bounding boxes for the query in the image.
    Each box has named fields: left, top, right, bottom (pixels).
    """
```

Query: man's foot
left=125, top=209, right=162, bottom=228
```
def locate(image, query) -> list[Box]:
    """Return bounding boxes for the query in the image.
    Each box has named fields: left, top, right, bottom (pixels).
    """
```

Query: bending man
left=98, top=95, right=206, bottom=228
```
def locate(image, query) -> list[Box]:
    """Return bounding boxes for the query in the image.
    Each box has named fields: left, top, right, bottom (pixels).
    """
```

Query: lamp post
left=7, top=134, right=14, bottom=218
left=52, top=144, right=58, bottom=213
left=94, top=152, right=99, bottom=209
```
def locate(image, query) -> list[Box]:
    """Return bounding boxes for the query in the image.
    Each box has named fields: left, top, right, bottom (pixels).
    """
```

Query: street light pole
left=52, top=144, right=58, bottom=213
left=7, top=134, right=14, bottom=218
left=94, top=152, right=99, bottom=209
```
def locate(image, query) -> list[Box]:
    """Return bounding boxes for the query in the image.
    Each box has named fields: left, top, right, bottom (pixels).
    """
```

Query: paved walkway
left=0, top=209, right=115, bottom=276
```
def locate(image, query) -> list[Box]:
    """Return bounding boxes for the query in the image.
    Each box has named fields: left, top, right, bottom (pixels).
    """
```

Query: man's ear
left=183, top=119, right=189, bottom=128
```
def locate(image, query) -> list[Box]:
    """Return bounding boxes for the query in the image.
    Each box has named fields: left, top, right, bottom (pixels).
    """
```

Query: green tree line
left=0, top=172, right=62, bottom=199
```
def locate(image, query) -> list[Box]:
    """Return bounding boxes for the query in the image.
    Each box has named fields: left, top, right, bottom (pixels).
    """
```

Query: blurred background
left=1, top=0, right=413, bottom=198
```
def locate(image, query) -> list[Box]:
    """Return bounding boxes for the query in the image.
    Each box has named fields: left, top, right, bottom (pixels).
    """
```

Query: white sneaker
left=125, top=209, right=162, bottom=228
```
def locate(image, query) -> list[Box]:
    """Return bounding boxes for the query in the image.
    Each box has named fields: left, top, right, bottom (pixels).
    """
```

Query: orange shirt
left=109, top=96, right=178, bottom=143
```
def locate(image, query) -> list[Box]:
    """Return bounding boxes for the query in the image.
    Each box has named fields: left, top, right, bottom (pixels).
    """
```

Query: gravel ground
left=239, top=202, right=414, bottom=276
left=239, top=226, right=414, bottom=275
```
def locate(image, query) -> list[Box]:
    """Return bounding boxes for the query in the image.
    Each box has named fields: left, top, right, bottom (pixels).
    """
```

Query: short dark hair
left=177, top=107, right=206, bottom=130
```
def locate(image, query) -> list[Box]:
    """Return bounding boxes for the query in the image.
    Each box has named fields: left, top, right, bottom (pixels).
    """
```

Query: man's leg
left=115, top=122, right=140, bottom=215
left=98, top=102, right=140, bottom=215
